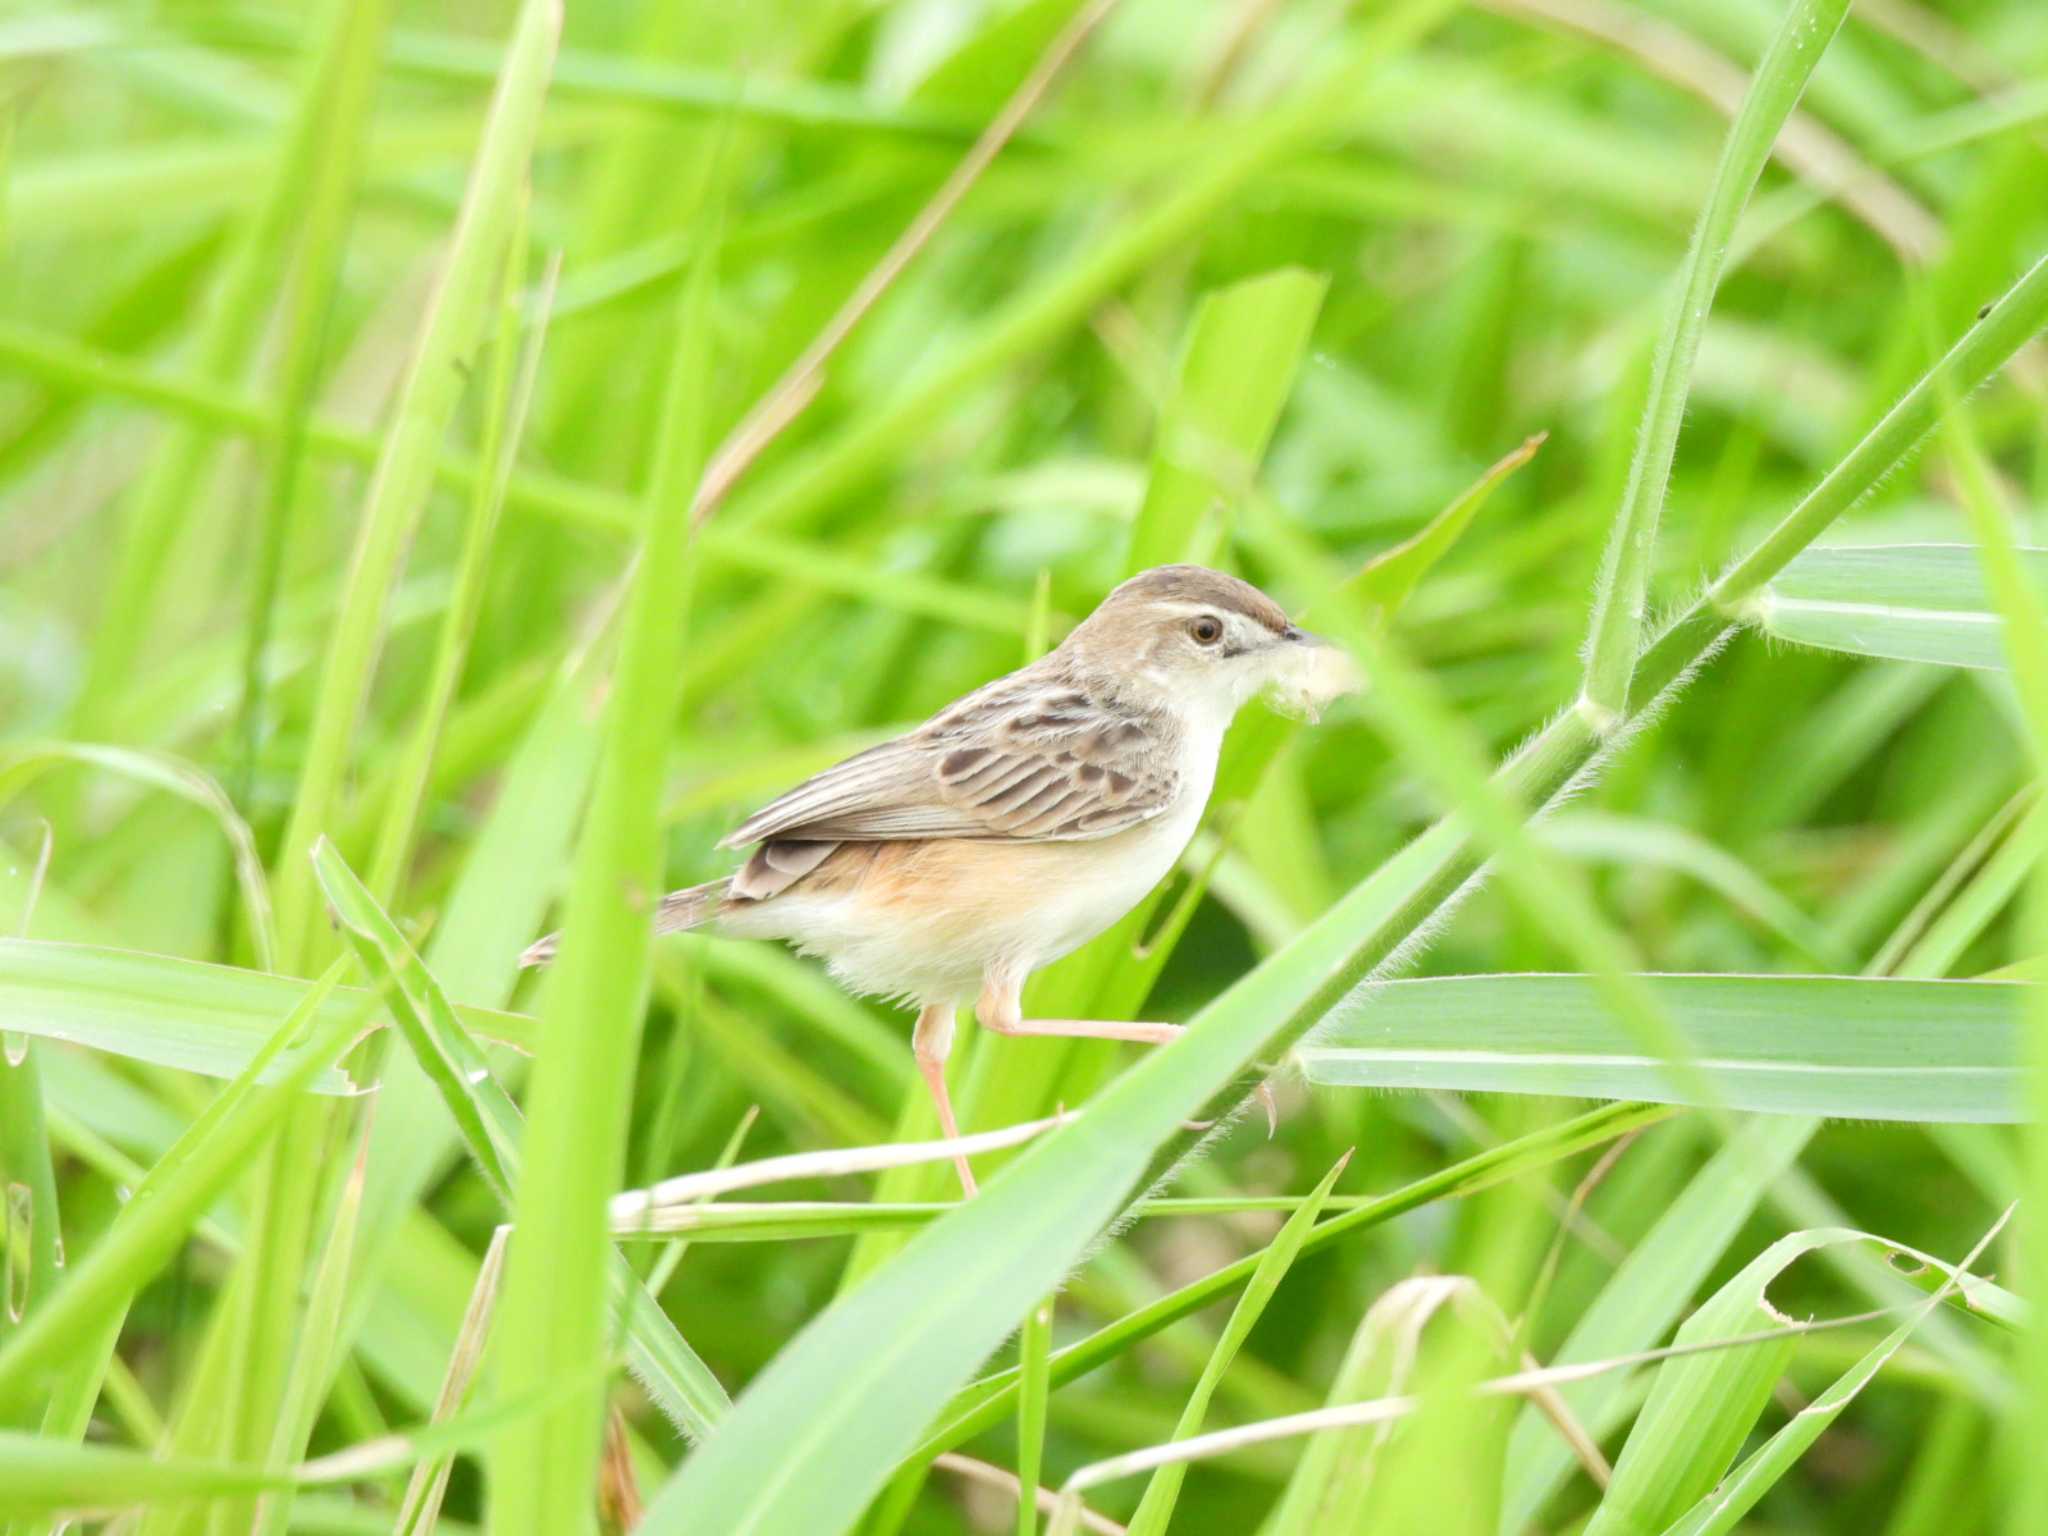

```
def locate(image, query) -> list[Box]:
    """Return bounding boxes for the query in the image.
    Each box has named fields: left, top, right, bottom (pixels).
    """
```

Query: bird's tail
left=517, top=877, right=733, bottom=968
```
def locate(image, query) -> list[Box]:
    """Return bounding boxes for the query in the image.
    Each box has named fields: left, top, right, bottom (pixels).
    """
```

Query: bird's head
left=1061, top=564, right=1359, bottom=726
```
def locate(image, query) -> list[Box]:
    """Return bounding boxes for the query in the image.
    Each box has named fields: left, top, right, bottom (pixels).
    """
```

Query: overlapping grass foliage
left=2, top=1, right=2047, bottom=1533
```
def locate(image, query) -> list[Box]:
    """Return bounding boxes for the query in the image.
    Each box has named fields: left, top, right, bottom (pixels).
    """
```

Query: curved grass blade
left=1300, top=972, right=2025, bottom=1121
left=0, top=742, right=275, bottom=968
left=1579, top=0, right=1850, bottom=719
left=1124, top=1153, right=1347, bottom=1535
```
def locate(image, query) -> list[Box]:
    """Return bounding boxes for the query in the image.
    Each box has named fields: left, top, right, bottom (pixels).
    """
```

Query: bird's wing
left=718, top=673, right=1180, bottom=847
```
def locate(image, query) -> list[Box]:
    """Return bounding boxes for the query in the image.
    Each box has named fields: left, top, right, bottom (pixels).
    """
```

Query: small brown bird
left=524, top=565, right=1355, bottom=1193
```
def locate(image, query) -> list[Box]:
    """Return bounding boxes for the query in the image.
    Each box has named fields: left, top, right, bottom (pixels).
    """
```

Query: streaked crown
left=1094, top=564, right=1293, bottom=635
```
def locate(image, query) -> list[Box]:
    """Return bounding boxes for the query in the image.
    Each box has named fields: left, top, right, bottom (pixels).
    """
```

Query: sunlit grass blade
left=0, top=937, right=532, bottom=1090
left=1749, top=543, right=2048, bottom=670
left=1938, top=387, right=2048, bottom=1531
left=1124, top=1153, right=1346, bottom=1535
left=1266, top=1277, right=1488, bottom=1534
left=365, top=224, right=554, bottom=900
left=1348, top=432, right=1545, bottom=624
left=1588, top=1218, right=2007, bottom=1536
left=1299, top=972, right=2024, bottom=1120
left=0, top=961, right=353, bottom=1427
left=1125, top=267, right=1325, bottom=569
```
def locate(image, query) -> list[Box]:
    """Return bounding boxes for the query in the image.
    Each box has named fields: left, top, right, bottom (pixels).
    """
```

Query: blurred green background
left=2, top=1, right=2047, bottom=1533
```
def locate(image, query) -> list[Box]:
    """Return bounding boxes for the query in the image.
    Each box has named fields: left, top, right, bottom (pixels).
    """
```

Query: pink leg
left=913, top=1004, right=977, bottom=1197
left=976, top=980, right=1279, bottom=1135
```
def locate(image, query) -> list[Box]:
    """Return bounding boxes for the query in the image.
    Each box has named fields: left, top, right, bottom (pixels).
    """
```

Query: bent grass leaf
left=310, top=838, right=731, bottom=1441
left=1299, top=972, right=2026, bottom=1122
left=1347, top=431, right=1545, bottom=626
left=1588, top=1220, right=2008, bottom=1536
left=1500, top=1116, right=1815, bottom=1534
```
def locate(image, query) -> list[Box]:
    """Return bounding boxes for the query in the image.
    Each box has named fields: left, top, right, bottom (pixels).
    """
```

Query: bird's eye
left=1189, top=615, right=1224, bottom=646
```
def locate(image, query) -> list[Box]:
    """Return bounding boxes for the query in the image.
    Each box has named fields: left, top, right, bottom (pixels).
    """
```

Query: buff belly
left=717, top=810, right=1198, bottom=1007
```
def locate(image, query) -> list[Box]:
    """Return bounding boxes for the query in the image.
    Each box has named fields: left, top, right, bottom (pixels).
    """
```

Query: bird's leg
left=975, top=979, right=1279, bottom=1135
left=912, top=1004, right=977, bottom=1197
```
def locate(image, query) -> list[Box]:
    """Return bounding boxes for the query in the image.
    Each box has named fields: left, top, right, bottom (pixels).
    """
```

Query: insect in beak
left=1266, top=626, right=1360, bottom=720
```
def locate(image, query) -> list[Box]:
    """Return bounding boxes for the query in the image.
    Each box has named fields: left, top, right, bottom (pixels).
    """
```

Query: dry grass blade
left=691, top=0, right=1121, bottom=522
left=610, top=1112, right=1075, bottom=1226
left=934, top=1453, right=1126, bottom=1536
left=394, top=1226, right=510, bottom=1536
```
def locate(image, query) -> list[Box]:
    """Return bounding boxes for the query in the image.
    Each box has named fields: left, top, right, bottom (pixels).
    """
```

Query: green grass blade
left=723, top=0, right=1458, bottom=541
left=1579, top=0, right=1850, bottom=720
left=365, top=224, right=550, bottom=900
left=1014, top=1294, right=1053, bottom=1536
left=1750, top=544, right=2048, bottom=670
left=0, top=1436, right=289, bottom=1522
left=1124, top=1153, right=1346, bottom=1536
left=1940, top=393, right=2048, bottom=1536
left=1125, top=267, right=1325, bottom=570
left=230, top=0, right=396, bottom=817
left=0, top=1041, right=58, bottom=1417
left=1298, top=972, right=2024, bottom=1120
left=65, top=0, right=389, bottom=750
left=485, top=131, right=717, bottom=1536
left=1581, top=1230, right=1826, bottom=1536
left=1347, top=432, right=1544, bottom=625
left=252, top=1124, right=370, bottom=1536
